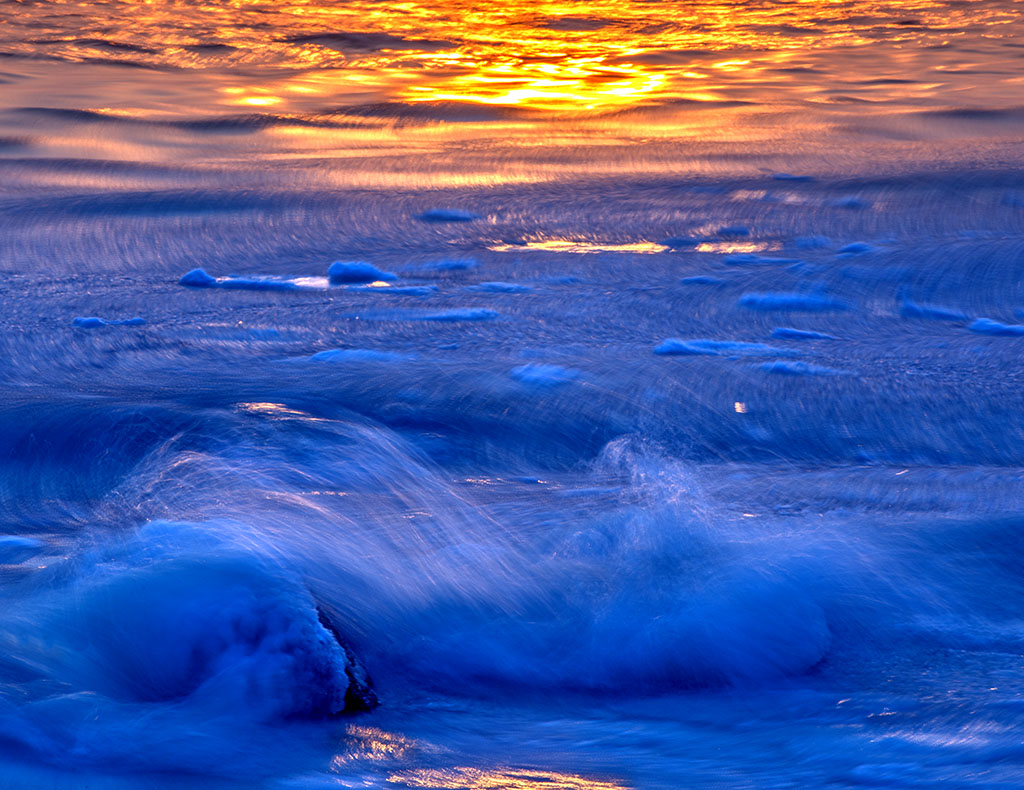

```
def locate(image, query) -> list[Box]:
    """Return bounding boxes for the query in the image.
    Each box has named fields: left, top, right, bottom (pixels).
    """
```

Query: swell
left=4, top=315, right=1024, bottom=472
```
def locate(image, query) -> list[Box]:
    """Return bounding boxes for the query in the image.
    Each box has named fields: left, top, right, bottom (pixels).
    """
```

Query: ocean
left=2, top=1, right=1024, bottom=787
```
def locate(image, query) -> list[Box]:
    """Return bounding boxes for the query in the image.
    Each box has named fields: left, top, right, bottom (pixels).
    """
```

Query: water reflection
left=489, top=240, right=669, bottom=254
left=0, top=0, right=1021, bottom=116
left=332, top=725, right=419, bottom=764
left=389, top=766, right=627, bottom=790
left=328, top=728, right=628, bottom=789
left=693, top=242, right=775, bottom=253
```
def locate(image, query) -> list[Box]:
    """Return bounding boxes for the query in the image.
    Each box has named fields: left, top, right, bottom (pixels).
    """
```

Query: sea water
left=2, top=1, right=1024, bottom=787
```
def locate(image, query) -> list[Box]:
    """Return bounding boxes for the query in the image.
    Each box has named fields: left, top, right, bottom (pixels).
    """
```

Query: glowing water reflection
left=693, top=242, right=776, bottom=253
left=489, top=240, right=669, bottom=254
left=332, top=725, right=418, bottom=765
left=0, top=0, right=1021, bottom=115
left=388, top=766, right=627, bottom=790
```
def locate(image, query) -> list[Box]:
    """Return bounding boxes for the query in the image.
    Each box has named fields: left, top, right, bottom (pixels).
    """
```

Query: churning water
left=2, top=1, right=1024, bottom=787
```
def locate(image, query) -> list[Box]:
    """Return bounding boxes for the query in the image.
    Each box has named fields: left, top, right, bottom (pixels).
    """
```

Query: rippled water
left=2, top=1, right=1024, bottom=788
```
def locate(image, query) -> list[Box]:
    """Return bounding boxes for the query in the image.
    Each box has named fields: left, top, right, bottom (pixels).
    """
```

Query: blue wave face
left=0, top=516, right=382, bottom=769
left=4, top=367, right=1024, bottom=786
